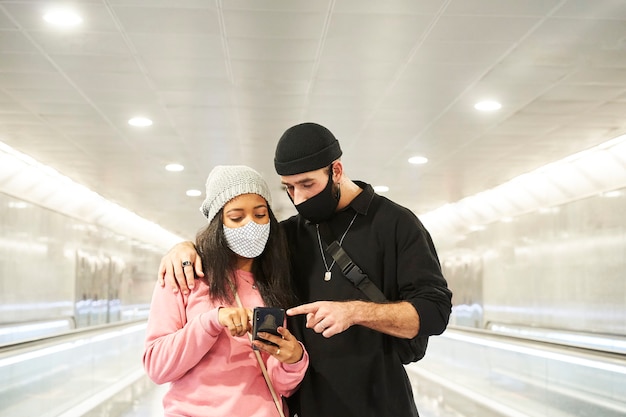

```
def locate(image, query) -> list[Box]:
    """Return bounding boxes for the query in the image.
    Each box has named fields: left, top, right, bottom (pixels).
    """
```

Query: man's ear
left=331, top=160, right=343, bottom=181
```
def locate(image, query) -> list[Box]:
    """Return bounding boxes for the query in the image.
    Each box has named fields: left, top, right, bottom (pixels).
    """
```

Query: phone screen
left=252, top=307, right=285, bottom=348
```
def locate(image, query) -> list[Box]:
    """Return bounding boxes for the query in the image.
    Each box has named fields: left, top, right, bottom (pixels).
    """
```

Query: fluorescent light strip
left=421, top=134, right=626, bottom=236
left=444, top=331, right=626, bottom=375
left=0, top=320, right=70, bottom=336
left=490, top=324, right=626, bottom=352
left=0, top=142, right=185, bottom=249
left=0, top=323, right=147, bottom=368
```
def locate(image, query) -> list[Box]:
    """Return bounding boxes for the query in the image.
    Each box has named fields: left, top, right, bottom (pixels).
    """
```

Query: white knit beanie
left=200, top=165, right=272, bottom=223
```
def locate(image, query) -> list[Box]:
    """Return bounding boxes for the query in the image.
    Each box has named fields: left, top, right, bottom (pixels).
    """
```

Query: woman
left=143, top=165, right=308, bottom=417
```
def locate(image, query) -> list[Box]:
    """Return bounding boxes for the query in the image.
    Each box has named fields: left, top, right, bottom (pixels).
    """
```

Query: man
left=159, top=122, right=452, bottom=417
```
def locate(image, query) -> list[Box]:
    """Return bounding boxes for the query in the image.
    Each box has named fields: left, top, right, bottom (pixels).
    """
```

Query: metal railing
left=0, top=320, right=150, bottom=417
left=408, top=326, right=626, bottom=417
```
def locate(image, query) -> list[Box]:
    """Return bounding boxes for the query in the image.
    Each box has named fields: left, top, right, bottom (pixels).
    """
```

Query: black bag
left=318, top=223, right=428, bottom=364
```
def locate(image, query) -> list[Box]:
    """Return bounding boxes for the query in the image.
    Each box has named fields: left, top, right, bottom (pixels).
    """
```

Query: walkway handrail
left=0, top=319, right=150, bottom=417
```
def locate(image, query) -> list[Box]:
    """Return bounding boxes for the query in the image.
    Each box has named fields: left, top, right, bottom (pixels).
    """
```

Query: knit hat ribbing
left=200, top=165, right=272, bottom=223
left=274, top=122, right=343, bottom=175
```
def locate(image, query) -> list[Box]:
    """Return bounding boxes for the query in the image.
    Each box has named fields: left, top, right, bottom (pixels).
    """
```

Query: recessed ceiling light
left=186, top=189, right=202, bottom=197
left=43, top=10, right=82, bottom=26
left=128, top=117, right=153, bottom=127
left=373, top=185, right=389, bottom=193
left=474, top=100, right=502, bottom=112
left=408, top=156, right=428, bottom=165
left=165, top=163, right=184, bottom=172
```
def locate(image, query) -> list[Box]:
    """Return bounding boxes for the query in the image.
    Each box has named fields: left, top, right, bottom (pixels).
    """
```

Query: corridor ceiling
left=1, top=0, right=625, bottom=239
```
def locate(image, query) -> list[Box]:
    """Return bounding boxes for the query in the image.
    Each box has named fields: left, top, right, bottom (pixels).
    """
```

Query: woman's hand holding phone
left=251, top=307, right=304, bottom=364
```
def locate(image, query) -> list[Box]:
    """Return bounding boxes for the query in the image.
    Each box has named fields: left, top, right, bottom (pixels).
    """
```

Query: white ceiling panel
left=327, top=14, right=433, bottom=41
left=52, top=54, right=141, bottom=73
left=333, top=0, right=447, bottom=15
left=68, top=72, right=154, bottom=92
left=224, top=10, right=327, bottom=38
left=426, top=15, right=542, bottom=43
left=113, top=7, right=220, bottom=35
left=27, top=31, right=130, bottom=55
left=228, top=38, right=320, bottom=60
left=321, top=37, right=416, bottom=62
left=553, top=0, right=626, bottom=19
left=443, top=0, right=562, bottom=16
left=141, top=58, right=228, bottom=78
left=0, top=31, right=39, bottom=52
left=0, top=71, right=74, bottom=89
left=0, top=53, right=56, bottom=72
left=566, top=68, right=626, bottom=85
left=108, top=0, right=213, bottom=7
left=0, top=0, right=624, bottom=240
left=412, top=41, right=514, bottom=65
left=128, top=34, right=224, bottom=59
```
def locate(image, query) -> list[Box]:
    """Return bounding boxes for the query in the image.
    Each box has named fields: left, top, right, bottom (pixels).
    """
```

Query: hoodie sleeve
left=142, top=282, right=223, bottom=384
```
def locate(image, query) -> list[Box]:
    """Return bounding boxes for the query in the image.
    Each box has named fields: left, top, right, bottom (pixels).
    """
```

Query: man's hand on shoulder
left=157, top=241, right=203, bottom=295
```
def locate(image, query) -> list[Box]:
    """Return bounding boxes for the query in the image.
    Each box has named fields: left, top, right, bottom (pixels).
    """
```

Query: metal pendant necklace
left=315, top=212, right=358, bottom=281
left=240, top=275, right=257, bottom=290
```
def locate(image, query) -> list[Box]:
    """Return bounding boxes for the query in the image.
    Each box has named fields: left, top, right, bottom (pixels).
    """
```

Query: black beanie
left=274, top=122, right=343, bottom=175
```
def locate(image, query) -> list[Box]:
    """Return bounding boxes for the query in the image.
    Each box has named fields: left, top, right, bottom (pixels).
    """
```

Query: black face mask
left=292, top=169, right=340, bottom=224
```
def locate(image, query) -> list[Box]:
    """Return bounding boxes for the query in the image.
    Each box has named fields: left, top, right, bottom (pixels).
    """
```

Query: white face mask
left=223, top=221, right=271, bottom=258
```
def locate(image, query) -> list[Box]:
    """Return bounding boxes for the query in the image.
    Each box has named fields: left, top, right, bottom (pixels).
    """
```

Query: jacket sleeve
left=142, top=283, right=223, bottom=384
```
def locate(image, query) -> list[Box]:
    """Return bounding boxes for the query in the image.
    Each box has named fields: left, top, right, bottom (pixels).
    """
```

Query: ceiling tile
left=129, top=33, right=224, bottom=59
left=1, top=0, right=625, bottom=239
left=113, top=7, right=220, bottom=35
left=427, top=15, right=542, bottom=42
left=0, top=31, right=38, bottom=52
left=28, top=31, right=130, bottom=55
left=224, top=10, right=327, bottom=38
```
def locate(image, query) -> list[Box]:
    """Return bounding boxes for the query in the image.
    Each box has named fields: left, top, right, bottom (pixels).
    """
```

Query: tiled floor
left=118, top=381, right=459, bottom=417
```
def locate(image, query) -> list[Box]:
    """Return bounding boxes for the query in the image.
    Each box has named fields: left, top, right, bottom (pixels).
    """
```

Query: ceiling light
left=419, top=133, right=626, bottom=239
left=600, top=190, right=622, bottom=198
left=186, top=189, right=202, bottom=197
left=408, top=156, right=428, bottom=165
left=165, top=164, right=184, bottom=172
left=43, top=10, right=82, bottom=27
left=373, top=185, right=389, bottom=193
left=474, top=100, right=502, bottom=112
left=8, top=201, right=29, bottom=209
left=469, top=225, right=486, bottom=232
left=128, top=117, right=153, bottom=127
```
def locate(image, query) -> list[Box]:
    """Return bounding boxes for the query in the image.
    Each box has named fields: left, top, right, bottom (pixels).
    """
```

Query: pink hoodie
left=143, top=269, right=308, bottom=417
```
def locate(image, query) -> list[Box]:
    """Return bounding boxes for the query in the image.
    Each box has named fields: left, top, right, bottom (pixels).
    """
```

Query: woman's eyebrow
left=225, top=207, right=244, bottom=215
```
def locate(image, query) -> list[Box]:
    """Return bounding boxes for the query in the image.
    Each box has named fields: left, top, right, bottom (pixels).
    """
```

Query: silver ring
left=182, top=260, right=192, bottom=267
left=235, top=324, right=243, bottom=327
left=275, top=348, right=281, bottom=355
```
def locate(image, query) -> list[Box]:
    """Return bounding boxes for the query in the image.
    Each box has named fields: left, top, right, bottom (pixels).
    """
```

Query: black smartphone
left=252, top=307, right=285, bottom=349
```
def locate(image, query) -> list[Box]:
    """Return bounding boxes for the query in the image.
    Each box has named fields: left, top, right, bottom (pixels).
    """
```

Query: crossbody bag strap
left=230, top=283, right=285, bottom=417
left=317, top=222, right=387, bottom=303
left=318, top=223, right=429, bottom=365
